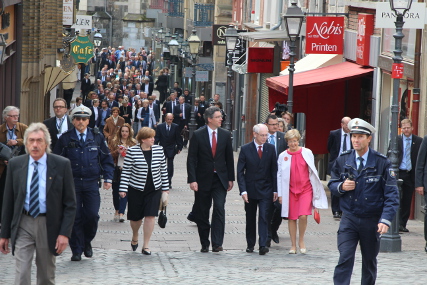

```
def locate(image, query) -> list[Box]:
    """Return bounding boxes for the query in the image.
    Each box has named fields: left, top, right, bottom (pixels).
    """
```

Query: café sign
left=70, top=35, right=94, bottom=64
left=305, top=16, right=344, bottom=54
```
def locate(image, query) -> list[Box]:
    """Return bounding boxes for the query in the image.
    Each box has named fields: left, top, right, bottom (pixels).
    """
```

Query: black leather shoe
left=71, top=253, right=82, bottom=261
left=200, top=246, right=209, bottom=253
left=187, top=212, right=195, bottom=222
left=399, top=226, right=409, bottom=232
left=333, top=212, right=341, bottom=219
left=272, top=231, right=279, bottom=244
left=131, top=240, right=138, bottom=251
left=84, top=243, right=93, bottom=258
left=246, top=247, right=254, bottom=253
left=259, top=246, right=269, bottom=255
left=212, top=245, right=223, bottom=252
left=142, top=248, right=151, bottom=255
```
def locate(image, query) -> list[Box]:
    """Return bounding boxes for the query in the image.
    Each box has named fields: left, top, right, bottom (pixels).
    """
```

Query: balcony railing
left=168, top=0, right=184, bottom=17
left=150, top=0, right=167, bottom=13
left=194, top=3, right=214, bottom=27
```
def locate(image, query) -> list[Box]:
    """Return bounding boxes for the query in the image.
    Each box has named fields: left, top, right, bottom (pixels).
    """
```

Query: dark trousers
left=194, top=174, right=227, bottom=247
left=0, top=167, right=7, bottom=223
left=334, top=213, right=380, bottom=285
left=331, top=195, right=341, bottom=214
left=166, top=156, right=175, bottom=185
left=112, top=181, right=128, bottom=214
left=267, top=201, right=282, bottom=241
left=398, top=170, right=414, bottom=227
left=424, top=193, right=427, bottom=242
left=245, top=197, right=270, bottom=248
left=70, top=180, right=100, bottom=255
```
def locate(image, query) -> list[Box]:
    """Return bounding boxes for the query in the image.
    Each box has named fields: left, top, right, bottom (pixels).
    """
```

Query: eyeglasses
left=74, top=117, right=88, bottom=121
left=54, top=106, right=66, bottom=109
left=7, top=115, right=19, bottom=118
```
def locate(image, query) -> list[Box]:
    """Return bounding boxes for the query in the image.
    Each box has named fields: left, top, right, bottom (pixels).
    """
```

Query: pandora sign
left=305, top=16, right=344, bottom=54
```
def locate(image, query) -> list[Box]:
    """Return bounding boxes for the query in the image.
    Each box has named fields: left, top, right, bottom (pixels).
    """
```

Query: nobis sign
left=305, top=16, right=344, bottom=55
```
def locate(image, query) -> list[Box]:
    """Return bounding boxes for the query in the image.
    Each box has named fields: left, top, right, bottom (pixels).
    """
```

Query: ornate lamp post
left=223, top=25, right=238, bottom=132
left=187, top=29, right=201, bottom=139
left=93, top=30, right=102, bottom=77
left=282, top=1, right=304, bottom=114
left=168, top=35, right=179, bottom=93
left=381, top=0, right=412, bottom=253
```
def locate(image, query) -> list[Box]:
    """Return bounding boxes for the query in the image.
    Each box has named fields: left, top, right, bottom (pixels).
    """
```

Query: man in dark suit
left=327, top=117, right=352, bottom=219
left=174, top=96, right=191, bottom=147
left=183, top=89, right=193, bottom=105
left=237, top=124, right=277, bottom=255
left=0, top=123, right=76, bottom=284
left=155, top=113, right=183, bottom=188
left=107, top=92, right=119, bottom=109
left=394, top=119, right=422, bottom=232
left=142, top=78, right=154, bottom=96
left=265, top=114, right=287, bottom=246
left=80, top=73, right=92, bottom=101
left=163, top=92, right=178, bottom=115
left=43, top=98, right=74, bottom=149
left=187, top=106, right=235, bottom=253
left=89, top=99, right=102, bottom=129
left=173, top=82, right=183, bottom=97
left=196, top=95, right=208, bottom=129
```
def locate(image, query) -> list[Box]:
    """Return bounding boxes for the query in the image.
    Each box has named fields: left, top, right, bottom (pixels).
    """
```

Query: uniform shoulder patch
left=340, top=150, right=352, bottom=156
left=376, top=152, right=387, bottom=158
left=389, top=169, right=396, bottom=178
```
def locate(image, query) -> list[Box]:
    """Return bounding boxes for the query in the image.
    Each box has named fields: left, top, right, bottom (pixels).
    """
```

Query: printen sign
left=356, top=14, right=374, bottom=66
left=305, top=16, right=344, bottom=55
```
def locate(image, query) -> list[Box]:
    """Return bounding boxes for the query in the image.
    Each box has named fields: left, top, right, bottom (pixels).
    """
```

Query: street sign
left=392, top=63, right=404, bottom=79
left=70, top=35, right=94, bottom=64
left=196, top=71, right=209, bottom=82
left=376, top=3, right=426, bottom=29
left=185, top=67, right=193, bottom=78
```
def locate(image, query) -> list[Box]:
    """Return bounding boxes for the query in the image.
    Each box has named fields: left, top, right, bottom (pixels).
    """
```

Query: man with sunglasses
left=54, top=105, right=114, bottom=262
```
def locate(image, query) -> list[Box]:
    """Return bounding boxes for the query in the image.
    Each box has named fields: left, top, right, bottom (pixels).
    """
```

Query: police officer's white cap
left=348, top=118, right=376, bottom=135
left=71, top=106, right=92, bottom=118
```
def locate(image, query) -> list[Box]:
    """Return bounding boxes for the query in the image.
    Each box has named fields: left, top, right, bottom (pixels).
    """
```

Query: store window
left=382, top=28, right=416, bottom=60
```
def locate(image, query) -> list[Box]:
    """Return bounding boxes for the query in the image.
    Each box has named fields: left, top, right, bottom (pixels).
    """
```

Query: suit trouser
left=194, top=174, right=227, bottom=247
left=334, top=213, right=380, bottom=285
left=245, top=197, right=270, bottom=248
left=267, top=201, right=282, bottom=241
left=331, top=195, right=341, bottom=214
left=424, top=193, right=427, bottom=242
left=14, top=215, right=56, bottom=285
left=166, top=156, right=175, bottom=185
left=70, top=179, right=100, bottom=255
left=112, top=181, right=128, bottom=214
left=398, top=170, right=414, bottom=228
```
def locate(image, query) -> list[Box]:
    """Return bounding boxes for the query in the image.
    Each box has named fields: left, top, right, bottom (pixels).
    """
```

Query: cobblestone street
left=0, top=146, right=425, bottom=284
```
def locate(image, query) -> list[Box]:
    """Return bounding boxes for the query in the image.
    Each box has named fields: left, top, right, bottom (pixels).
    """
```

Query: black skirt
left=126, top=185, right=162, bottom=221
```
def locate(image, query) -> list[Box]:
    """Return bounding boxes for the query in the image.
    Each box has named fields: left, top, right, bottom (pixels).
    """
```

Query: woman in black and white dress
left=119, top=127, right=169, bottom=255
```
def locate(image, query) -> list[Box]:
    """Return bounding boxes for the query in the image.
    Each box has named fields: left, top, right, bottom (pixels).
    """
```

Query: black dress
left=127, top=149, right=162, bottom=221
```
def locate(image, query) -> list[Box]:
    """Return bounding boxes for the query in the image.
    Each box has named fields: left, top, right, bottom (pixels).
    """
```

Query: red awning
left=266, top=61, right=374, bottom=94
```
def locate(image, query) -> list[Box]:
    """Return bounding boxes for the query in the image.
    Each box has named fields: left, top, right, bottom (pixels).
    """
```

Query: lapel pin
left=49, top=177, right=52, bottom=179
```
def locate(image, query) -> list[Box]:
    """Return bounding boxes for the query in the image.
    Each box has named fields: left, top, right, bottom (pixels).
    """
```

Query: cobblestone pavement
left=0, top=87, right=425, bottom=284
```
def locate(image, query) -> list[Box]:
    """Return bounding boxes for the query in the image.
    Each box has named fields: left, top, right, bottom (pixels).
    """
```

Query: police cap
left=71, top=105, right=92, bottom=118
left=348, top=118, right=376, bottom=135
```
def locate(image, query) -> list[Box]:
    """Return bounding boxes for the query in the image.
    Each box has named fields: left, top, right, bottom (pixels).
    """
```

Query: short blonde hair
left=284, top=129, right=301, bottom=141
left=136, top=127, right=155, bottom=142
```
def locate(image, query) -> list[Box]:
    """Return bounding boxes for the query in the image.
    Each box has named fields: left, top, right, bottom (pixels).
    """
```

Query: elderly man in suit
left=0, top=123, right=76, bottom=284
left=327, top=116, right=352, bottom=219
left=238, top=124, right=277, bottom=255
left=187, top=106, right=235, bottom=253
left=396, top=119, right=422, bottom=233
left=174, top=96, right=191, bottom=147
left=43, top=98, right=74, bottom=150
left=155, top=113, right=183, bottom=188
left=264, top=114, right=287, bottom=246
left=142, top=77, right=154, bottom=96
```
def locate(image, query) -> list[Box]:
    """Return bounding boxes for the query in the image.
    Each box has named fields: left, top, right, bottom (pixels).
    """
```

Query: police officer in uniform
left=328, top=118, right=399, bottom=285
left=53, top=106, right=114, bottom=261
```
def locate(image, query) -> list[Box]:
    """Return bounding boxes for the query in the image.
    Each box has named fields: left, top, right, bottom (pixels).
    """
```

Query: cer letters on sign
left=76, top=19, right=91, bottom=26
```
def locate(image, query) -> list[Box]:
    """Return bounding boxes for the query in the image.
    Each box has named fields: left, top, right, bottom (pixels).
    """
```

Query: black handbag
left=158, top=206, right=167, bottom=228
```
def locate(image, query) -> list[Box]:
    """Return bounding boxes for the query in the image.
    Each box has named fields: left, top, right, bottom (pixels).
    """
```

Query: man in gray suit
left=0, top=123, right=76, bottom=284
left=265, top=114, right=287, bottom=246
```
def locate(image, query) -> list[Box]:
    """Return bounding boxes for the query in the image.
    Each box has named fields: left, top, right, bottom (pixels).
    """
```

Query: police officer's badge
left=389, top=169, right=396, bottom=178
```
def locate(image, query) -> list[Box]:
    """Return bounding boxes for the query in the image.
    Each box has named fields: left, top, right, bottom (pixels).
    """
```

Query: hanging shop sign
left=305, top=16, right=344, bottom=54
left=247, top=47, right=274, bottom=73
left=70, top=35, right=94, bottom=64
left=212, top=25, right=227, bottom=45
left=63, top=0, right=74, bottom=26
left=356, top=14, right=374, bottom=66
left=375, top=3, right=425, bottom=29
left=195, top=71, right=209, bottom=82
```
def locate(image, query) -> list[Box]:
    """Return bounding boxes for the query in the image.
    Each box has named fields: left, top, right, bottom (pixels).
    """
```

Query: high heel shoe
left=142, top=248, right=151, bottom=255
left=300, top=248, right=307, bottom=254
left=131, top=240, right=138, bottom=251
left=289, top=249, right=297, bottom=254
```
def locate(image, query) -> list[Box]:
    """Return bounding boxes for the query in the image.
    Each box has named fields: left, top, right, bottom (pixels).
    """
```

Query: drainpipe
left=105, top=0, right=113, bottom=47
left=270, top=0, right=283, bottom=30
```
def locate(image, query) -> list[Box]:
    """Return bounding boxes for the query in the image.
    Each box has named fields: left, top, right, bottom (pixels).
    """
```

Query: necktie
left=343, top=134, right=347, bottom=151
left=212, top=131, right=217, bottom=157
left=29, top=161, right=40, bottom=218
left=80, top=133, right=85, bottom=144
left=405, top=138, right=412, bottom=171
left=357, top=157, right=364, bottom=173
left=167, top=125, right=170, bottom=134
left=258, top=145, right=262, bottom=159
left=270, top=135, right=275, bottom=146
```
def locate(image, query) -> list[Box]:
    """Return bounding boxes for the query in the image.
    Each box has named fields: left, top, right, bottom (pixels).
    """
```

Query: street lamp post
left=187, top=29, right=201, bottom=139
left=381, top=0, right=412, bottom=253
left=282, top=1, right=304, bottom=114
left=93, top=30, right=102, bottom=77
left=168, top=35, right=179, bottom=94
left=0, top=33, right=6, bottom=65
left=224, top=25, right=238, bottom=132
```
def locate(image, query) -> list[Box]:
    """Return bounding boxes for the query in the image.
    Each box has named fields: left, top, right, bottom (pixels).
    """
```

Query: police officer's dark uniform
left=53, top=106, right=114, bottom=261
left=328, top=118, right=399, bottom=285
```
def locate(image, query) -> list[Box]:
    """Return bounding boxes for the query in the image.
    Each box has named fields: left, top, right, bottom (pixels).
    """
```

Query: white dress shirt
left=25, top=153, right=47, bottom=213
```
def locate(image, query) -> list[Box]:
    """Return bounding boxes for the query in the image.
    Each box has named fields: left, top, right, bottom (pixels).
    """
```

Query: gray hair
left=2, top=106, right=20, bottom=121
left=24, top=122, right=52, bottom=154
left=204, top=106, right=221, bottom=122
left=253, top=123, right=267, bottom=133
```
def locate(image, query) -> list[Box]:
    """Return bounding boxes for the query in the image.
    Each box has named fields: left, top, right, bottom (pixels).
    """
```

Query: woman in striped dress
left=119, top=127, right=169, bottom=255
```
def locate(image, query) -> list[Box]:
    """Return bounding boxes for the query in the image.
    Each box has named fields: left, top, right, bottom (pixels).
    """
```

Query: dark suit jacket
left=196, top=102, right=208, bottom=128
left=150, top=103, right=160, bottom=123
left=327, top=128, right=352, bottom=174
left=154, top=123, right=183, bottom=158
left=164, top=100, right=177, bottom=114
left=237, top=142, right=277, bottom=200
left=187, top=127, right=235, bottom=191
left=173, top=103, right=191, bottom=125
left=397, top=134, right=422, bottom=182
left=142, top=82, right=154, bottom=96
left=43, top=116, right=74, bottom=149
left=0, top=154, right=76, bottom=256
left=107, top=100, right=119, bottom=109
left=119, top=105, right=133, bottom=124
left=275, top=131, right=287, bottom=156
left=89, top=106, right=102, bottom=128
left=415, top=136, right=427, bottom=189
left=81, top=78, right=92, bottom=94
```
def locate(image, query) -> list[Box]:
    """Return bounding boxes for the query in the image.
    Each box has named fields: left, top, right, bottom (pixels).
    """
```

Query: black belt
left=399, top=169, right=411, bottom=173
left=22, top=209, right=46, bottom=216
